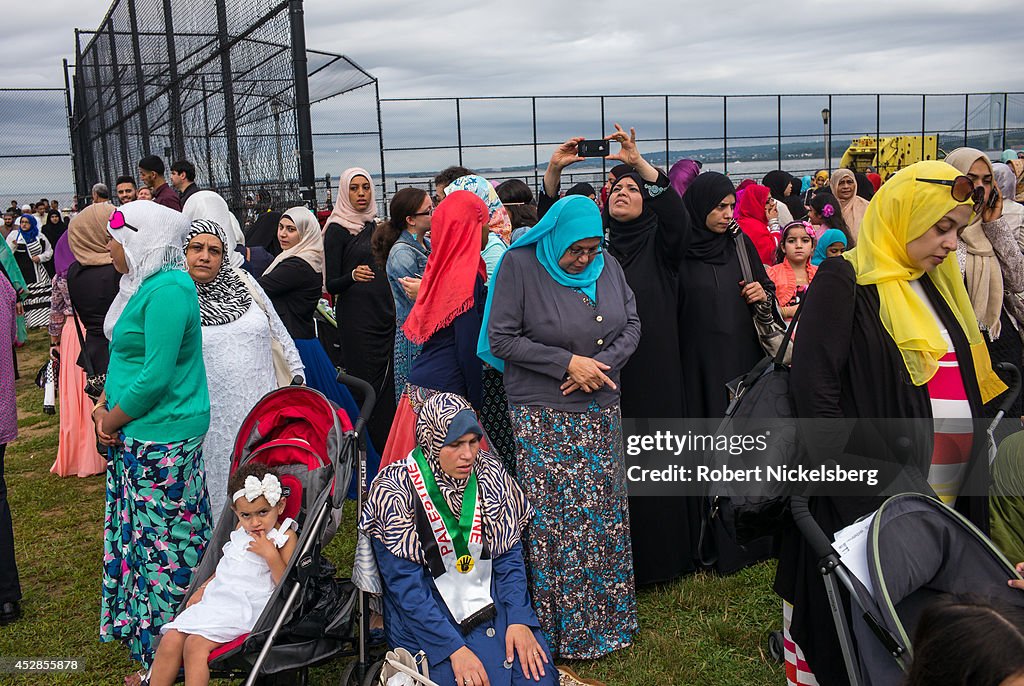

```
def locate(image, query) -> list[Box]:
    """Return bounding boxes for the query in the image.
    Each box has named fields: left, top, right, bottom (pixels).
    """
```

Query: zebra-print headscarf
left=359, top=393, right=533, bottom=565
left=184, top=219, right=252, bottom=327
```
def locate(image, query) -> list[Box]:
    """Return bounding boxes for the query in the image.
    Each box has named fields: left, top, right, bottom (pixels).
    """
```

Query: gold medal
left=456, top=554, right=475, bottom=573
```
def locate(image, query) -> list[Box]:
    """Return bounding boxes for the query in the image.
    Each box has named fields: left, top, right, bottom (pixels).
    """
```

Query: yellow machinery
left=839, top=135, right=939, bottom=180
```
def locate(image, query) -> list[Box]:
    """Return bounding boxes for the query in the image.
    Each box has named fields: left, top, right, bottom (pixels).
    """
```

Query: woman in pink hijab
left=323, top=167, right=397, bottom=453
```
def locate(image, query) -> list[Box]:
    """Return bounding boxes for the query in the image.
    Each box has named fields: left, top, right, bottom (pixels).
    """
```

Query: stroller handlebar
left=790, top=495, right=839, bottom=562
left=337, top=371, right=377, bottom=437
left=993, top=362, right=1022, bottom=417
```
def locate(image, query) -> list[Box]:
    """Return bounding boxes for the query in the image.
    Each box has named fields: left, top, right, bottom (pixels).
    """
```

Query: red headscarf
left=734, top=183, right=778, bottom=265
left=402, top=191, right=488, bottom=345
left=866, top=173, right=882, bottom=192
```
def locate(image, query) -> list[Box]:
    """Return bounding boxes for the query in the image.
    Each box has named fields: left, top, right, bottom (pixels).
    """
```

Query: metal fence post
left=964, top=94, right=970, bottom=148
left=376, top=80, right=387, bottom=208
left=1003, top=92, right=1009, bottom=150
left=201, top=75, right=215, bottom=190
left=106, top=20, right=131, bottom=173
left=64, top=58, right=86, bottom=206
left=777, top=95, right=782, bottom=168
left=456, top=98, right=463, bottom=166
left=216, top=0, right=243, bottom=208
left=126, top=0, right=150, bottom=153
left=532, top=97, right=539, bottom=194
left=288, top=0, right=316, bottom=207
left=600, top=96, right=606, bottom=181
left=162, top=0, right=186, bottom=161
left=723, top=96, right=728, bottom=176
left=664, top=95, right=670, bottom=169
left=921, top=94, right=927, bottom=160
left=875, top=94, right=880, bottom=172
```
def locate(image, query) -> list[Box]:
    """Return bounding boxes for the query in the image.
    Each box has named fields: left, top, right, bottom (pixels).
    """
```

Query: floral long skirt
left=509, top=402, right=637, bottom=659
left=100, top=434, right=212, bottom=668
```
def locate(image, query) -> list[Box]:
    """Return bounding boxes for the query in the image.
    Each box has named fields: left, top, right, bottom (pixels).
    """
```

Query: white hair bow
left=232, top=473, right=283, bottom=507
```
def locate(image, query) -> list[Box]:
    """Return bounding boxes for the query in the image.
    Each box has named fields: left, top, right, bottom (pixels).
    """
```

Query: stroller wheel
left=767, top=630, right=785, bottom=663
left=360, top=658, right=384, bottom=686
left=340, top=659, right=384, bottom=686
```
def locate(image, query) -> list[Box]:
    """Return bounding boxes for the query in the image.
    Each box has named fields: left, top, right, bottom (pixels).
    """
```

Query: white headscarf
left=103, top=201, right=191, bottom=339
left=182, top=190, right=245, bottom=268
left=263, top=206, right=325, bottom=277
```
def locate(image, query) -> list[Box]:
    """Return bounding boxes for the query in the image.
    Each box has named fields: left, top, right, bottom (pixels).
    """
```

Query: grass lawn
left=0, top=330, right=784, bottom=685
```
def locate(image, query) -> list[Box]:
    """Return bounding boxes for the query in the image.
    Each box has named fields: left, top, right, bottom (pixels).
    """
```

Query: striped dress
left=910, top=281, right=973, bottom=504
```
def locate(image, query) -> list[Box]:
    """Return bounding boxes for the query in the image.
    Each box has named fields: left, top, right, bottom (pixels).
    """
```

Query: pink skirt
left=50, top=319, right=105, bottom=477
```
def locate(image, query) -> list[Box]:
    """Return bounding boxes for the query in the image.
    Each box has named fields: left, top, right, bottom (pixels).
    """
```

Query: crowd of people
left=2, top=132, right=1024, bottom=686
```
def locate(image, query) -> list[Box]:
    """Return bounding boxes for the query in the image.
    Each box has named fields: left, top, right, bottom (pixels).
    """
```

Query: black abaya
left=605, top=172, right=696, bottom=587
left=324, top=221, right=397, bottom=454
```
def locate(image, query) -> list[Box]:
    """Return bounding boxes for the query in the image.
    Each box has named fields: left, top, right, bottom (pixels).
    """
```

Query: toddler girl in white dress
left=146, top=463, right=298, bottom=686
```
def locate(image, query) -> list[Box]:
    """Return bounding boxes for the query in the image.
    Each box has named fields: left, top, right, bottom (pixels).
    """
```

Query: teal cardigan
left=105, top=269, right=210, bottom=442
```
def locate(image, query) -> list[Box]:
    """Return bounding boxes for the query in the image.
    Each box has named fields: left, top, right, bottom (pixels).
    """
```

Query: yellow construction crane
left=839, top=135, right=939, bottom=180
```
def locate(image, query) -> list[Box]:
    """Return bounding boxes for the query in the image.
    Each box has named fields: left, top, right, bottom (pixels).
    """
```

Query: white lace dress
left=200, top=273, right=303, bottom=520
left=161, top=519, right=296, bottom=643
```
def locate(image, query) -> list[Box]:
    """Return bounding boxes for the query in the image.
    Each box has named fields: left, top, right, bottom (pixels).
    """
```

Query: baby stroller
left=792, top=492, right=1024, bottom=686
left=170, top=374, right=380, bottom=685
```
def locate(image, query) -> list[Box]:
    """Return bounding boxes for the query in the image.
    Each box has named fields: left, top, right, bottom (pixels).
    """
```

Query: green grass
left=0, top=331, right=784, bottom=685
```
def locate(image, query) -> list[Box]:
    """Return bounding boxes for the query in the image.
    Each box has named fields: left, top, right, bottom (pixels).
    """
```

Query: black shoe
left=0, top=601, right=21, bottom=625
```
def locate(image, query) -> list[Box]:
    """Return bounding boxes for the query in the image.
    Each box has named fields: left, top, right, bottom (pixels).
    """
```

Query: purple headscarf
left=668, top=159, right=702, bottom=198
left=53, top=232, right=75, bottom=277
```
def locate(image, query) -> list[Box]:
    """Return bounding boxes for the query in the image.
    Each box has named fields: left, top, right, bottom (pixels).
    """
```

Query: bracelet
left=91, top=401, right=108, bottom=418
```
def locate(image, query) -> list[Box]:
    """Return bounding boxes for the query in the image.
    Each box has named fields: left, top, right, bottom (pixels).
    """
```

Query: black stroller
left=792, top=491, right=1024, bottom=685
left=168, top=374, right=381, bottom=685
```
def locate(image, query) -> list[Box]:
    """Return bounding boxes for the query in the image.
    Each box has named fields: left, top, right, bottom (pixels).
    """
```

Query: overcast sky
left=5, top=0, right=1020, bottom=96
left=2, top=0, right=1020, bottom=199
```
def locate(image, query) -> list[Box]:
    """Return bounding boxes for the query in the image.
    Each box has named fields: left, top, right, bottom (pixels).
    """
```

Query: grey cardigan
left=487, top=246, right=641, bottom=411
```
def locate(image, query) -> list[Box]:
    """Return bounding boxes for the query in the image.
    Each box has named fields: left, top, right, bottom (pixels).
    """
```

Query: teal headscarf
left=810, top=228, right=848, bottom=266
left=477, top=195, right=604, bottom=372
left=1002, top=149, right=1018, bottom=163
left=800, top=175, right=813, bottom=194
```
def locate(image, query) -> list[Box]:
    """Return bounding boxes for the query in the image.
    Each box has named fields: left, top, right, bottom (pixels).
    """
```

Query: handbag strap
left=733, top=230, right=755, bottom=284
left=70, top=308, right=96, bottom=377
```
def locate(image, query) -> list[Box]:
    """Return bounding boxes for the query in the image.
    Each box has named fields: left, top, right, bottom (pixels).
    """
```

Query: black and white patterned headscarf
left=184, top=219, right=252, bottom=327
left=359, top=393, right=533, bottom=565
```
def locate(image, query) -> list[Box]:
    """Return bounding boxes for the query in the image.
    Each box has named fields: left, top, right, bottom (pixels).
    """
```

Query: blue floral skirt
left=509, top=402, right=637, bottom=659
left=100, top=434, right=212, bottom=668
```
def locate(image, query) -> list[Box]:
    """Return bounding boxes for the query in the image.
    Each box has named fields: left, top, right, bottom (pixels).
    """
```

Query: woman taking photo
left=371, top=188, right=431, bottom=404
left=324, top=167, right=396, bottom=454
left=481, top=194, right=640, bottom=659
left=183, top=218, right=303, bottom=519
left=775, top=161, right=1006, bottom=686
left=94, top=201, right=212, bottom=681
left=360, top=393, right=558, bottom=686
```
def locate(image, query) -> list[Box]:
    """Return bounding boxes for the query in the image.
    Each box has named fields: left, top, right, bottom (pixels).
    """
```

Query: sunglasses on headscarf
left=109, top=209, right=140, bottom=233
left=916, top=175, right=986, bottom=207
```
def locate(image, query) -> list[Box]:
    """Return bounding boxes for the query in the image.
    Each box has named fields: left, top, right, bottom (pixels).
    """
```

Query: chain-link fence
left=0, top=88, right=76, bottom=213
left=69, top=0, right=377, bottom=225
left=372, top=92, right=1024, bottom=199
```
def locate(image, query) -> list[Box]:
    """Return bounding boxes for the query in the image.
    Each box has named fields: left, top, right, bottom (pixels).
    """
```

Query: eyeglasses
left=566, top=245, right=603, bottom=259
left=916, top=176, right=985, bottom=206
left=410, top=207, right=434, bottom=217
left=109, top=209, right=140, bottom=232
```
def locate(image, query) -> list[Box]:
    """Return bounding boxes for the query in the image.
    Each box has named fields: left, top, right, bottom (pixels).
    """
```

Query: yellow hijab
left=844, top=160, right=1006, bottom=403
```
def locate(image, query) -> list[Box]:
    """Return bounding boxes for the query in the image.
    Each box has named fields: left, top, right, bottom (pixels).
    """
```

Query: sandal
left=557, top=665, right=606, bottom=686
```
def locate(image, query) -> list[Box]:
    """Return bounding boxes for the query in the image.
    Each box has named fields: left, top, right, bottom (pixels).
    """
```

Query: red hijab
left=734, top=183, right=778, bottom=264
left=402, top=191, right=488, bottom=345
